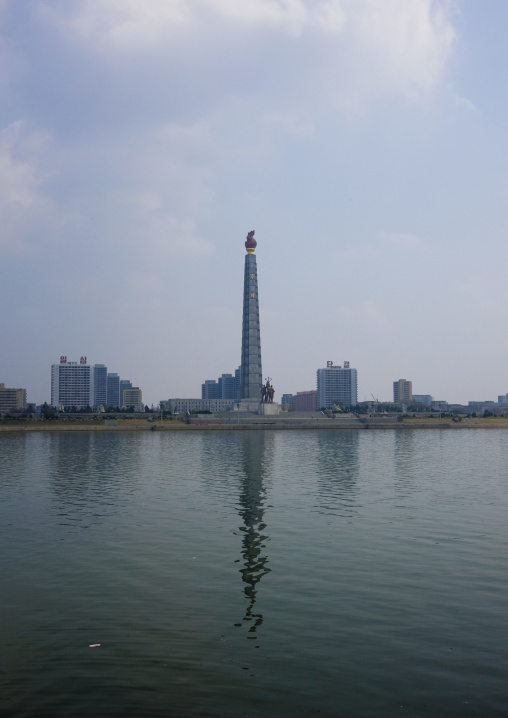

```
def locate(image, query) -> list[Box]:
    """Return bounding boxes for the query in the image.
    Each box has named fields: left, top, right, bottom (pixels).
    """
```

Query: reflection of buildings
left=315, top=431, right=360, bottom=517
left=393, top=431, right=417, bottom=499
left=47, top=433, right=142, bottom=523
left=199, top=432, right=272, bottom=638
left=237, top=433, right=272, bottom=637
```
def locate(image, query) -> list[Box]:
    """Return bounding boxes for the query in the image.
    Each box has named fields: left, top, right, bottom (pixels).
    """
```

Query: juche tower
left=239, top=230, right=263, bottom=408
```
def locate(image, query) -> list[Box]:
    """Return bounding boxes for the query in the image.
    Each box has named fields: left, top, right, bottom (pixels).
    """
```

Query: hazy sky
left=1, top=0, right=507, bottom=406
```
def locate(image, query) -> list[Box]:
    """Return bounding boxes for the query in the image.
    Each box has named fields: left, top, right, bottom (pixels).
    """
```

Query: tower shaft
left=240, top=253, right=262, bottom=401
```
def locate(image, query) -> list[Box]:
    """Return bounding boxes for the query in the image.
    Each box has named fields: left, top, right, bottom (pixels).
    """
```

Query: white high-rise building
left=51, top=356, right=94, bottom=409
left=317, top=361, right=358, bottom=409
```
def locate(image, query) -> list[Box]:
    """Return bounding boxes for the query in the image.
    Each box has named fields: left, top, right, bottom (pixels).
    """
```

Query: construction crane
left=371, top=393, right=379, bottom=402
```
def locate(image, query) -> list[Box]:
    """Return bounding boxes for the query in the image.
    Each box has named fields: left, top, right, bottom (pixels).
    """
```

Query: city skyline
left=1, top=2, right=508, bottom=406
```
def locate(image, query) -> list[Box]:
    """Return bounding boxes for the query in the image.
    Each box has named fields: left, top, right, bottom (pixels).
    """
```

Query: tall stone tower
left=240, top=230, right=262, bottom=405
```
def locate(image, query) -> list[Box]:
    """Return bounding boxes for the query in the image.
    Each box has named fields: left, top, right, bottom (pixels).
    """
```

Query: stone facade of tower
left=240, top=232, right=262, bottom=402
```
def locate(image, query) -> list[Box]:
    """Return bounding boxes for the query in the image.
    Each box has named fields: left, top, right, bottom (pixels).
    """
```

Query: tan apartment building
left=393, top=379, right=412, bottom=404
left=0, top=383, right=27, bottom=413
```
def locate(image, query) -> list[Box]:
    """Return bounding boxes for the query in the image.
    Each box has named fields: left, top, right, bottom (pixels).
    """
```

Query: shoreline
left=2, top=417, right=508, bottom=432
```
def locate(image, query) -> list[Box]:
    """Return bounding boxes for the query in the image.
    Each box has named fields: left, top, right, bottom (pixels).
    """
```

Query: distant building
left=432, top=401, right=448, bottom=411
left=107, top=373, right=120, bottom=407
left=202, top=380, right=219, bottom=399
left=119, top=380, right=132, bottom=404
left=218, top=373, right=238, bottom=399
left=0, top=383, right=27, bottom=413
left=412, top=394, right=432, bottom=406
left=317, top=361, right=358, bottom=409
left=51, top=356, right=93, bottom=409
left=201, top=367, right=241, bottom=400
left=393, top=379, right=412, bottom=404
left=93, top=364, right=108, bottom=406
left=166, top=398, right=236, bottom=413
left=293, top=390, right=318, bottom=412
left=122, top=387, right=143, bottom=411
left=281, top=393, right=294, bottom=411
left=498, top=394, right=508, bottom=405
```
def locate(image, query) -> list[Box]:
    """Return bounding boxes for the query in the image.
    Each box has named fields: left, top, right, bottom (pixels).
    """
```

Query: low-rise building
left=431, top=401, right=448, bottom=411
left=281, top=393, right=294, bottom=411
left=122, top=387, right=143, bottom=411
left=293, top=390, right=318, bottom=412
left=165, top=398, right=237, bottom=413
left=412, top=394, right=432, bottom=406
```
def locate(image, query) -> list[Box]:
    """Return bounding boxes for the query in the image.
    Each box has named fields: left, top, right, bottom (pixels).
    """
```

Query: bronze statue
left=260, top=377, right=275, bottom=403
left=245, top=230, right=257, bottom=253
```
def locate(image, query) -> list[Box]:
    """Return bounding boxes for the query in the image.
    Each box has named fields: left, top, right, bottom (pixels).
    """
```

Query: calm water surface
left=1, top=429, right=508, bottom=717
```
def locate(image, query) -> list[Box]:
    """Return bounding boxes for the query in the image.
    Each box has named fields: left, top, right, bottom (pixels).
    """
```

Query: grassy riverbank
left=2, top=415, right=508, bottom=431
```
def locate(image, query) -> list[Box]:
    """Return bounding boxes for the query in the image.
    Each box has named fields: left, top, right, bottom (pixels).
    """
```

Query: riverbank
left=2, top=416, right=508, bottom=431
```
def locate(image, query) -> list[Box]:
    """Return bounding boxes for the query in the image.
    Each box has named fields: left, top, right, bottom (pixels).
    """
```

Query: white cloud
left=312, top=0, right=347, bottom=35
left=0, top=122, right=37, bottom=207
left=451, top=87, right=477, bottom=112
left=38, top=0, right=311, bottom=43
left=360, top=301, right=392, bottom=332
left=377, top=231, right=422, bottom=247
left=0, top=121, right=60, bottom=252
left=140, top=215, right=215, bottom=258
left=338, top=305, right=354, bottom=318
left=209, top=0, right=309, bottom=36
left=265, top=111, right=315, bottom=138
left=347, top=0, right=456, bottom=97
left=339, top=231, right=424, bottom=264
left=336, top=300, right=392, bottom=333
left=34, top=0, right=457, bottom=114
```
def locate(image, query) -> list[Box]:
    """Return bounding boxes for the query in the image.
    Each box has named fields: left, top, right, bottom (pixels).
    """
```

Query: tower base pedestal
left=236, top=401, right=280, bottom=415
left=236, top=400, right=262, bottom=413
left=258, top=402, right=280, bottom=416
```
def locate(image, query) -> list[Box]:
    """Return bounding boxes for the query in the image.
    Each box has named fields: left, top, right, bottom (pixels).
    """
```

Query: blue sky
left=1, top=0, right=507, bottom=405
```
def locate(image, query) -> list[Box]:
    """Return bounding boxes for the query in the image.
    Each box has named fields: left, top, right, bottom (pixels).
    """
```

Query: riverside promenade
left=2, top=414, right=508, bottom=432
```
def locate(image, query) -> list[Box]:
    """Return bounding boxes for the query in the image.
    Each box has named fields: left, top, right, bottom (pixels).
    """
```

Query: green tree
left=41, top=402, right=58, bottom=420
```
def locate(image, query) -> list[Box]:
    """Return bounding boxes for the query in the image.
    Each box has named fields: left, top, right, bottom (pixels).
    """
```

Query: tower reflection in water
left=235, top=432, right=272, bottom=638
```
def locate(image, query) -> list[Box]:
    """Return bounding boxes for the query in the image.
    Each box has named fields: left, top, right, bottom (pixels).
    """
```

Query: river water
left=1, top=429, right=508, bottom=717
